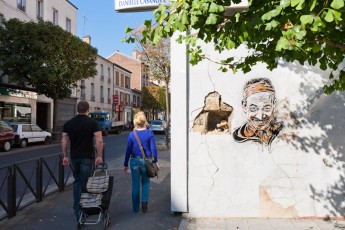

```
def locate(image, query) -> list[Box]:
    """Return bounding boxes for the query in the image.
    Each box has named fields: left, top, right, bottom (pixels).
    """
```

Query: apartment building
left=108, top=50, right=150, bottom=119
left=0, top=0, right=77, bottom=131
left=113, top=63, right=135, bottom=124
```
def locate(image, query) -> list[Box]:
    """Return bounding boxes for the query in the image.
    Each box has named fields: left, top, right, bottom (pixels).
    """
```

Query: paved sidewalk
left=179, top=217, right=345, bottom=229
left=0, top=148, right=182, bottom=230
left=1, top=147, right=345, bottom=230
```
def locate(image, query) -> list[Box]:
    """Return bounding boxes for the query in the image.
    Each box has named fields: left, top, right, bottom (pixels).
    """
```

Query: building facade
left=108, top=50, right=153, bottom=120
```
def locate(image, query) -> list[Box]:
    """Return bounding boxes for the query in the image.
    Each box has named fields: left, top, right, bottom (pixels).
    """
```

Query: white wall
left=171, top=35, right=345, bottom=218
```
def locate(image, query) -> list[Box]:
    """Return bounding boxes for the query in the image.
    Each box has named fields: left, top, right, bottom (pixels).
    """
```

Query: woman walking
left=123, top=111, right=158, bottom=213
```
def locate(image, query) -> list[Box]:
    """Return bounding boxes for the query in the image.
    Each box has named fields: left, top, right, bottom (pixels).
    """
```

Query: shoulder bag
left=133, top=130, right=159, bottom=178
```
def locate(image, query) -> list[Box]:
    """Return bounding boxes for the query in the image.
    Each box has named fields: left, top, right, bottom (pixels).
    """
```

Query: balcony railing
left=101, top=97, right=104, bottom=103
left=91, top=95, right=95, bottom=101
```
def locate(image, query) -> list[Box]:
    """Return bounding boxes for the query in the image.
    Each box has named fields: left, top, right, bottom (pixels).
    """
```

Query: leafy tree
left=124, top=0, right=345, bottom=94
left=124, top=25, right=171, bottom=123
left=0, top=18, right=97, bottom=131
left=142, top=86, right=166, bottom=119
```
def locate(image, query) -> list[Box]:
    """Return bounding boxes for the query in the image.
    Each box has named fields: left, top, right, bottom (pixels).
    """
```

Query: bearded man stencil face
left=233, top=78, right=283, bottom=146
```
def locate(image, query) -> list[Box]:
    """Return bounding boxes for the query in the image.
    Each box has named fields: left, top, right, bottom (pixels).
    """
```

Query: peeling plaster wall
left=171, top=33, right=345, bottom=218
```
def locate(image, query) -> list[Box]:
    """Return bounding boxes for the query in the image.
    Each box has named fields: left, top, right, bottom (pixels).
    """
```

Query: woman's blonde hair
left=133, top=111, right=147, bottom=129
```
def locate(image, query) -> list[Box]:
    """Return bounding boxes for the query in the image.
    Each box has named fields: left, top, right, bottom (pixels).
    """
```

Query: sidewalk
left=0, top=148, right=182, bottom=230
left=1, top=147, right=345, bottom=230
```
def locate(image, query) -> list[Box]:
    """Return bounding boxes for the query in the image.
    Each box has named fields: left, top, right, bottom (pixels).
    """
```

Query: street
left=0, top=130, right=167, bottom=167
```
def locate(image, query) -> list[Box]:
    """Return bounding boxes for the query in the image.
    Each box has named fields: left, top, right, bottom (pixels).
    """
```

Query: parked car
left=11, top=124, right=52, bottom=148
left=0, top=120, right=14, bottom=152
left=150, top=120, right=167, bottom=133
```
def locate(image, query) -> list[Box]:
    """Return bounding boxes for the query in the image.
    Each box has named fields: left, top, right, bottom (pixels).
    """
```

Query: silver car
left=149, top=120, right=167, bottom=133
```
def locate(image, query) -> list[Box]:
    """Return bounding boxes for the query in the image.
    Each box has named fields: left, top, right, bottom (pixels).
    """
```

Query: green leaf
left=209, top=2, right=219, bottom=13
left=125, top=26, right=133, bottom=33
left=309, top=0, right=317, bottom=11
left=280, top=0, right=291, bottom=8
left=181, top=10, right=189, bottom=25
left=331, top=0, right=344, bottom=9
left=265, top=20, right=280, bottom=30
left=144, top=20, right=152, bottom=29
left=291, top=0, right=303, bottom=7
left=324, top=10, right=335, bottom=22
left=205, top=13, right=218, bottom=25
left=312, top=43, right=321, bottom=53
left=225, top=39, right=236, bottom=49
left=295, top=28, right=306, bottom=40
left=276, top=37, right=290, bottom=51
left=262, top=6, right=282, bottom=21
left=332, top=10, right=343, bottom=22
left=300, top=15, right=314, bottom=25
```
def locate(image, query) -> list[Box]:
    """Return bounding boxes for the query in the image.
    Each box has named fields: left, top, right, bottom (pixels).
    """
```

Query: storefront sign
left=115, top=0, right=170, bottom=12
left=113, top=95, right=119, bottom=104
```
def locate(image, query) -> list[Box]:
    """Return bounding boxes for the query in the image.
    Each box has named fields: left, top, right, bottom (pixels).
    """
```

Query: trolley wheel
left=79, top=211, right=87, bottom=224
left=103, top=210, right=110, bottom=229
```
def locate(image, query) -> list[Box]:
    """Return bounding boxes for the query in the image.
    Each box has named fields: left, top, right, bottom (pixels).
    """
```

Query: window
left=100, top=86, right=104, bottom=103
left=107, top=88, right=111, bottom=104
left=126, top=94, right=131, bottom=105
left=100, top=64, right=104, bottom=80
left=137, top=97, right=141, bottom=107
left=80, top=80, right=85, bottom=99
left=91, top=83, right=95, bottom=101
left=37, top=0, right=43, bottom=20
left=120, top=92, right=124, bottom=104
left=22, top=125, right=31, bottom=132
left=125, top=76, right=130, bottom=89
left=66, top=17, right=71, bottom=32
left=108, top=68, right=111, bottom=83
left=121, top=74, right=124, bottom=87
left=17, top=0, right=26, bottom=12
left=31, top=125, right=41, bottom=132
left=115, top=71, right=119, bottom=86
left=52, top=8, right=58, bottom=25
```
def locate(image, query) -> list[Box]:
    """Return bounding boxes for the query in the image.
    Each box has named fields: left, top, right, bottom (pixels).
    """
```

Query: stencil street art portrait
left=233, top=78, right=283, bottom=145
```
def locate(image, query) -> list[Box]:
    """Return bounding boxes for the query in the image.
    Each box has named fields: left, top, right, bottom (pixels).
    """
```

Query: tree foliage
left=142, top=86, right=166, bottom=111
left=0, top=18, right=98, bottom=99
left=124, top=0, right=345, bottom=94
left=124, top=25, right=171, bottom=121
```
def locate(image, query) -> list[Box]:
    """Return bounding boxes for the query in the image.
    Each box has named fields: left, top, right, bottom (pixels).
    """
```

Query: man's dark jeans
left=71, top=158, right=93, bottom=220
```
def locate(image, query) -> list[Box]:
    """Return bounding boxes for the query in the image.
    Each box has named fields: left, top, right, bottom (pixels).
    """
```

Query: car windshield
left=89, top=114, right=107, bottom=121
left=151, top=121, right=163, bottom=125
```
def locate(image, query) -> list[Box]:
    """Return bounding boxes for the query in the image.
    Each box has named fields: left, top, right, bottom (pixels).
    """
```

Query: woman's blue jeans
left=130, top=158, right=150, bottom=212
left=71, top=158, right=93, bottom=220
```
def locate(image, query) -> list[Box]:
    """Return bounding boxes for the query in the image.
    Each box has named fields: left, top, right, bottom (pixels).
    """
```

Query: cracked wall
left=192, top=92, right=233, bottom=134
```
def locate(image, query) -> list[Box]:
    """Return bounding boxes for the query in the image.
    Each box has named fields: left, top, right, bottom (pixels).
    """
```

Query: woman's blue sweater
left=124, top=129, right=158, bottom=167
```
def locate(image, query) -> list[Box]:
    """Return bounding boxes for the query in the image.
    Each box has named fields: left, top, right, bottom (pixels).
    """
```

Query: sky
left=68, top=0, right=155, bottom=58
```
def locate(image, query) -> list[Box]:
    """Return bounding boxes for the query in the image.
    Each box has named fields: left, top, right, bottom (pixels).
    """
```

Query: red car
left=0, top=120, right=14, bottom=152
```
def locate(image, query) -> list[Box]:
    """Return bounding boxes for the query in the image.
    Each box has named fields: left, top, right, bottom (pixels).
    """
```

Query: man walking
left=61, top=100, right=103, bottom=227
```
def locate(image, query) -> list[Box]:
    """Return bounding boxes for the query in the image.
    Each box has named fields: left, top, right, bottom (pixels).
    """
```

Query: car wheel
left=44, top=136, right=51, bottom=145
left=19, top=139, right=27, bottom=148
left=3, top=141, right=11, bottom=152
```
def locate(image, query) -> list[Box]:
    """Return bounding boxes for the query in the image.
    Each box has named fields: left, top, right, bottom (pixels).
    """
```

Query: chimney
left=83, top=35, right=91, bottom=45
left=132, top=49, right=137, bottom=59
